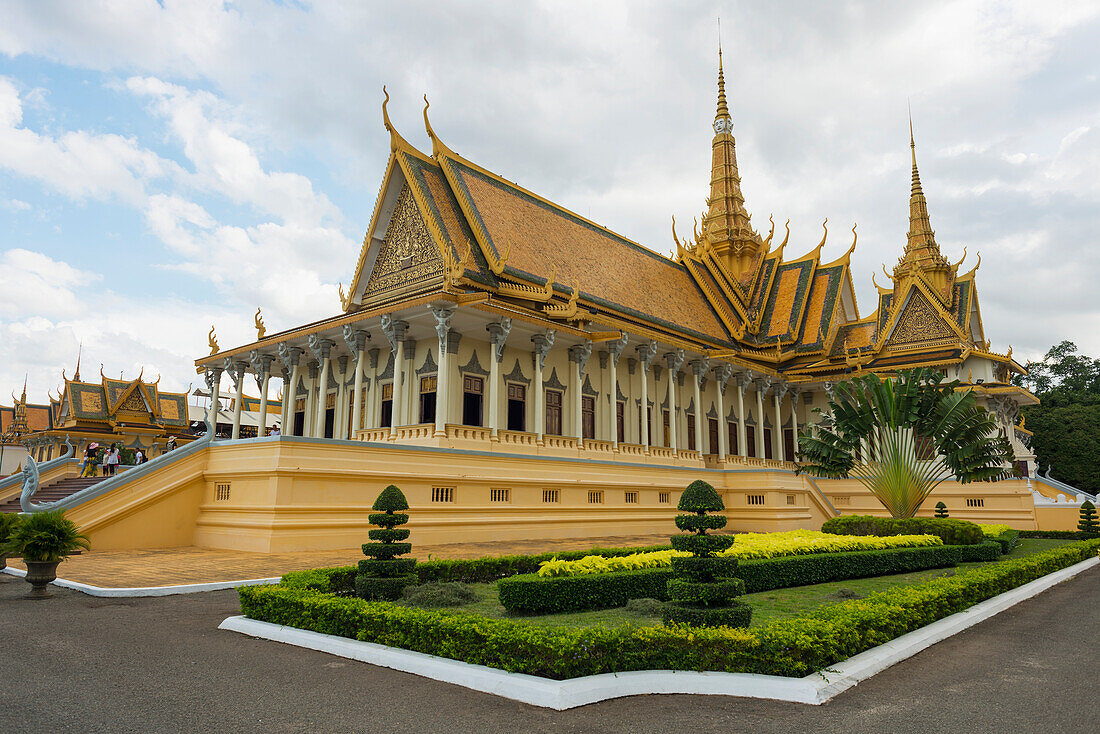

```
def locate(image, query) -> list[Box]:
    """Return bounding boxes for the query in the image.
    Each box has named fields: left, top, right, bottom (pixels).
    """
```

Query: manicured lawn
left=394, top=538, right=1077, bottom=629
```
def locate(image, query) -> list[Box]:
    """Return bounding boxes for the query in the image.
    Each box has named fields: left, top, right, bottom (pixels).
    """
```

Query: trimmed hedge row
left=238, top=540, right=1100, bottom=680
left=496, top=543, right=1002, bottom=614
left=989, top=530, right=1021, bottom=555
left=822, top=515, right=985, bottom=545
left=1020, top=530, right=1100, bottom=540
left=280, top=543, right=676, bottom=595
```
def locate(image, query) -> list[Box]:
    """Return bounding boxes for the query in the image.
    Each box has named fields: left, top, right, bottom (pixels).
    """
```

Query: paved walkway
left=3, top=533, right=671, bottom=587
left=1, top=566, right=1095, bottom=733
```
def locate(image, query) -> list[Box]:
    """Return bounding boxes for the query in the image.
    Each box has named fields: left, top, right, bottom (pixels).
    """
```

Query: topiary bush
left=355, top=485, right=417, bottom=601
left=663, top=480, right=751, bottom=628
left=934, top=502, right=949, bottom=518
left=1078, top=501, right=1099, bottom=537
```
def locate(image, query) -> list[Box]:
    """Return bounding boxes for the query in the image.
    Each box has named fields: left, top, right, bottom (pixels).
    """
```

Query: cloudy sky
left=1, top=0, right=1098, bottom=400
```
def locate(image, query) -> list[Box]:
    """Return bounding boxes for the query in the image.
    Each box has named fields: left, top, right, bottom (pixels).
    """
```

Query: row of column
left=203, top=309, right=804, bottom=456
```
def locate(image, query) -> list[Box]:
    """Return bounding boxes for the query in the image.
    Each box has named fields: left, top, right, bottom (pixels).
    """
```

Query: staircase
left=0, top=475, right=110, bottom=513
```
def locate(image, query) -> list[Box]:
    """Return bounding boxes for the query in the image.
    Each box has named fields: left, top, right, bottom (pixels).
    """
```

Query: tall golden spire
left=894, top=112, right=956, bottom=303
left=73, top=341, right=82, bottom=382
left=699, top=44, right=762, bottom=283
left=906, top=111, right=936, bottom=253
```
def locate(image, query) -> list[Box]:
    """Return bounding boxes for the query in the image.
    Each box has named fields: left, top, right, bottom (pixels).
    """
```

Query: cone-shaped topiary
left=934, top=502, right=949, bottom=518
left=356, top=484, right=417, bottom=600
left=1078, top=500, right=1099, bottom=536
left=663, top=480, right=751, bottom=628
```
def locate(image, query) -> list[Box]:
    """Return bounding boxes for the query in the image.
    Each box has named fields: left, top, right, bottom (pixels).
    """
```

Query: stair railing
left=1, top=436, right=75, bottom=504
left=21, top=417, right=216, bottom=513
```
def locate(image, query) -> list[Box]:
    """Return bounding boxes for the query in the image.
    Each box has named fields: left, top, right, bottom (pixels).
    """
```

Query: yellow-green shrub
left=536, top=530, right=942, bottom=578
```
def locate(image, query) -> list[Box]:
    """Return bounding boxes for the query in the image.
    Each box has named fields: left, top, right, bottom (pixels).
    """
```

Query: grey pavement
left=1, top=567, right=1097, bottom=734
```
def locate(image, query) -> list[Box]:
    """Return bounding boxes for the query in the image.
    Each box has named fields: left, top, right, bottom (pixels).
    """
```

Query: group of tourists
left=77, top=436, right=179, bottom=478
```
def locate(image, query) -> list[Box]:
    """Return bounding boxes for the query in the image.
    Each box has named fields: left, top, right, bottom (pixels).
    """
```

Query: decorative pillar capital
left=664, top=349, right=685, bottom=374
left=380, top=315, right=408, bottom=351
left=568, top=339, right=593, bottom=374
left=754, top=376, right=773, bottom=396
left=307, top=334, right=335, bottom=363
left=713, top=363, right=734, bottom=389
left=486, top=317, right=512, bottom=363
left=607, top=332, right=628, bottom=367
left=531, top=329, right=556, bottom=370
left=278, top=343, right=303, bottom=372
left=428, top=305, right=456, bottom=352
left=690, top=357, right=710, bottom=387
left=637, top=340, right=658, bottom=369
left=342, top=324, right=370, bottom=357
left=774, top=381, right=789, bottom=400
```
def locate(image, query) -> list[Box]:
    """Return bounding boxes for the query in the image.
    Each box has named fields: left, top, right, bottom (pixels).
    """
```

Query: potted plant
left=3, top=510, right=89, bottom=598
left=0, top=513, right=21, bottom=578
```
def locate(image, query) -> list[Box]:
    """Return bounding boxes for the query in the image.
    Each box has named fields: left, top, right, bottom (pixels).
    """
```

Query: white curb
left=2, top=566, right=280, bottom=597
left=219, top=555, right=1098, bottom=709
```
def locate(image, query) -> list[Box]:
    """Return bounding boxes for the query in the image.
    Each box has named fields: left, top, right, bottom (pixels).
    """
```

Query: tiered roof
left=343, top=61, right=1025, bottom=385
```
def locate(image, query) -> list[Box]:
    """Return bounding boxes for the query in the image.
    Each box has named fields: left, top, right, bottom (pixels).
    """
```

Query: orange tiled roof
left=441, top=157, right=731, bottom=343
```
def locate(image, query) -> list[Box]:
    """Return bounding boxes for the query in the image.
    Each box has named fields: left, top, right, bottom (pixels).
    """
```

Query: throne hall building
left=4, top=58, right=1052, bottom=552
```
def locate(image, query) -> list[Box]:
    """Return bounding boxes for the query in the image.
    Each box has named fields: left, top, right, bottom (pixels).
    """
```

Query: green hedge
left=238, top=540, right=1100, bottom=680
left=280, top=543, right=675, bottom=595
left=989, top=530, right=1021, bottom=554
left=496, top=543, right=1001, bottom=614
left=1020, top=530, right=1100, bottom=540
left=822, top=515, right=985, bottom=545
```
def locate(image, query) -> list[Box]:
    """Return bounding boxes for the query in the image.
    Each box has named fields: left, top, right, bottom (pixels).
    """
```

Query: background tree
left=1013, top=341, right=1100, bottom=493
left=798, top=368, right=1013, bottom=518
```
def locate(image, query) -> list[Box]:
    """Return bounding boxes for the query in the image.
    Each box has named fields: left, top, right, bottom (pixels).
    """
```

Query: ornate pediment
left=886, top=289, right=956, bottom=348
left=363, top=184, right=444, bottom=305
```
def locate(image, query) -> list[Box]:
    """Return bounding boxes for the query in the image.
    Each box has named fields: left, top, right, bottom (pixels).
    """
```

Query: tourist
left=105, top=444, right=120, bottom=477
left=82, top=443, right=98, bottom=478
left=134, top=448, right=144, bottom=465
left=166, top=435, right=177, bottom=452
left=270, top=424, right=280, bottom=436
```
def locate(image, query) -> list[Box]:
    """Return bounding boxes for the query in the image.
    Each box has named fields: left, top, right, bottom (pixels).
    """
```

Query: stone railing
left=446, top=424, right=491, bottom=442
left=677, top=449, right=702, bottom=461
left=542, top=435, right=578, bottom=450
left=617, top=443, right=647, bottom=457
left=498, top=430, right=539, bottom=447
left=647, top=446, right=678, bottom=461
left=355, top=428, right=391, bottom=442
left=393, top=424, right=434, bottom=441
left=583, top=439, right=615, bottom=455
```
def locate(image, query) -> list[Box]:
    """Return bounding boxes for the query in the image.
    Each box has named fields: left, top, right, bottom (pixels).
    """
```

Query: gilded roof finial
left=74, top=341, right=82, bottom=382
left=254, top=307, right=266, bottom=339
left=715, top=29, right=729, bottom=122
left=208, top=325, right=219, bottom=356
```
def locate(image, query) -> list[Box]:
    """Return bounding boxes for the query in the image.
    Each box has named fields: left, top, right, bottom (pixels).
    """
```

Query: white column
left=278, top=345, right=302, bottom=436
left=486, top=319, right=511, bottom=440
left=228, top=359, right=246, bottom=440
left=569, top=341, right=592, bottom=442
left=310, top=335, right=334, bottom=439
left=607, top=334, right=626, bottom=447
left=302, top=365, right=317, bottom=437
left=253, top=354, right=273, bottom=437
left=430, top=305, right=456, bottom=437
left=637, top=341, right=656, bottom=447
left=532, top=330, right=555, bottom=443
left=774, top=383, right=786, bottom=460
left=715, top=364, right=731, bottom=460
left=736, top=376, right=747, bottom=456
left=334, top=356, right=349, bottom=439
left=382, top=317, right=408, bottom=432
left=790, top=389, right=800, bottom=461
left=665, top=349, right=684, bottom=451
left=754, top=378, right=768, bottom=458
left=205, top=366, right=223, bottom=430
left=352, top=350, right=365, bottom=435
left=690, top=358, right=708, bottom=453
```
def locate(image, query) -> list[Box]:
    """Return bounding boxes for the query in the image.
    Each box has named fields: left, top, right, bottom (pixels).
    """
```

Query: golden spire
left=906, top=109, right=936, bottom=253
left=716, top=42, right=729, bottom=122
left=700, top=41, right=761, bottom=283
left=894, top=110, right=955, bottom=303
left=74, top=341, right=82, bottom=381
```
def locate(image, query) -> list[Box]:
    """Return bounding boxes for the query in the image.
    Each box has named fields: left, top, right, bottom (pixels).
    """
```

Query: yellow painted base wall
left=1034, top=506, right=1086, bottom=531
left=60, top=437, right=1063, bottom=553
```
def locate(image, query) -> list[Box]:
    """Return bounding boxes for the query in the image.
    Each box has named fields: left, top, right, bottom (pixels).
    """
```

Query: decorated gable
left=885, top=288, right=958, bottom=349
left=363, top=183, right=445, bottom=305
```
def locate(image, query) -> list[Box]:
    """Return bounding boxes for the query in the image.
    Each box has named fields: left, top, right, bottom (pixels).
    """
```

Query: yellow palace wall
left=60, top=437, right=1041, bottom=553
